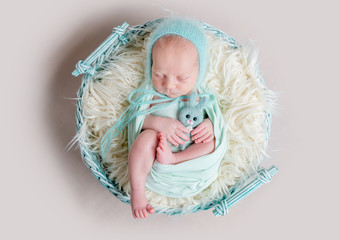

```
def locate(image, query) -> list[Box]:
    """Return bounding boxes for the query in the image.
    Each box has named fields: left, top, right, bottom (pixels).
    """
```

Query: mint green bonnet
left=145, top=17, right=208, bottom=90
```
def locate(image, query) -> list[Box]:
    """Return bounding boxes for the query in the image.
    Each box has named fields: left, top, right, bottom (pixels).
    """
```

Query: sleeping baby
left=128, top=33, right=215, bottom=219
left=100, top=17, right=227, bottom=219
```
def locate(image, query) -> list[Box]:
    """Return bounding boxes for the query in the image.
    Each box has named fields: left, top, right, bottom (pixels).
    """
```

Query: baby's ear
left=197, top=96, right=208, bottom=110
left=189, top=91, right=198, bottom=107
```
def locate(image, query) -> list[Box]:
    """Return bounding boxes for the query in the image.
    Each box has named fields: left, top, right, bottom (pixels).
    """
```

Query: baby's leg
left=157, top=132, right=215, bottom=165
left=128, top=129, right=158, bottom=218
left=174, top=139, right=215, bottom=163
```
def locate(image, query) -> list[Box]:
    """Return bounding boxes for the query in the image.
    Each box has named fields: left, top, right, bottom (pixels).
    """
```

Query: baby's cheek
left=188, top=78, right=197, bottom=89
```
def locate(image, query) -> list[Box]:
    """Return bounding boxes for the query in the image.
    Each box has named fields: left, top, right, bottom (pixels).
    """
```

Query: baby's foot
left=130, top=188, right=155, bottom=219
left=156, top=132, right=176, bottom=165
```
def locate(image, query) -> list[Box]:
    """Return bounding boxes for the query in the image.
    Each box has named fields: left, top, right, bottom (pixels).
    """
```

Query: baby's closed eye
left=178, top=76, right=189, bottom=81
left=154, top=73, right=165, bottom=78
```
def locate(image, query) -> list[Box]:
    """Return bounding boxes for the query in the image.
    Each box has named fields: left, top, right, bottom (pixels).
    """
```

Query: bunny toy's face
left=179, top=107, right=204, bottom=129
left=178, top=92, right=208, bottom=132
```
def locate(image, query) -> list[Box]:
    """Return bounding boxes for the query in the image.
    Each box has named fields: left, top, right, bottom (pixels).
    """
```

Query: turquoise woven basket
left=72, top=18, right=278, bottom=216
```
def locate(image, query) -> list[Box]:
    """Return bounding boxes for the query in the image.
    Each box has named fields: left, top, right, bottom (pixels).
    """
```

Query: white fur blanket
left=75, top=30, right=276, bottom=214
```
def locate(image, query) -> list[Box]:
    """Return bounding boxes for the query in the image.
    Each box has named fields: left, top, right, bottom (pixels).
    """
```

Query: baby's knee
left=134, top=129, right=159, bottom=152
left=139, top=129, right=158, bottom=141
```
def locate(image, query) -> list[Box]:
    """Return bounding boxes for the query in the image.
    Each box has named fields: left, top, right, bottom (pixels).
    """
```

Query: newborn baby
left=128, top=35, right=215, bottom=219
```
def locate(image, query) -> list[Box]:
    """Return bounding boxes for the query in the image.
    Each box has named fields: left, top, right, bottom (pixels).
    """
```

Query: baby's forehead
left=152, top=35, right=199, bottom=65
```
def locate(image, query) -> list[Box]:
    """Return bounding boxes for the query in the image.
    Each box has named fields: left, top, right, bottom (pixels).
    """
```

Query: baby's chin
left=161, top=91, right=181, bottom=98
left=157, top=89, right=192, bottom=98
left=166, top=93, right=179, bottom=98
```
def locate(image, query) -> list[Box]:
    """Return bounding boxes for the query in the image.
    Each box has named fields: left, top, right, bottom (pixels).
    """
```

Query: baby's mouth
left=163, top=90, right=178, bottom=97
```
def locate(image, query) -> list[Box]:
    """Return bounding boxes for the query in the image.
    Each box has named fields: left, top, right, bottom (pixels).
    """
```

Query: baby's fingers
left=191, top=128, right=208, bottom=141
left=167, top=136, right=178, bottom=146
left=178, top=123, right=191, bottom=134
left=172, top=135, right=185, bottom=146
left=194, top=132, right=210, bottom=143
left=191, top=124, right=205, bottom=136
left=202, top=134, right=214, bottom=143
left=176, top=130, right=190, bottom=141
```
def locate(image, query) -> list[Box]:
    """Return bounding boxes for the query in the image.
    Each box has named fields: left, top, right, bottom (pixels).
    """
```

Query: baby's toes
left=159, top=135, right=164, bottom=143
left=160, top=134, right=166, bottom=142
left=137, top=209, right=145, bottom=218
left=142, top=208, right=148, bottom=218
left=133, top=210, right=139, bottom=218
left=147, top=204, right=155, bottom=214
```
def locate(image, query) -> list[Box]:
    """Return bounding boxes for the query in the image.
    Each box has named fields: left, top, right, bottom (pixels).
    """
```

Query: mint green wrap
left=127, top=83, right=228, bottom=198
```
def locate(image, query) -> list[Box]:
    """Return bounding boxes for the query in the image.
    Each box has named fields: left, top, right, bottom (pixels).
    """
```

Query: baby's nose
left=165, top=78, right=175, bottom=89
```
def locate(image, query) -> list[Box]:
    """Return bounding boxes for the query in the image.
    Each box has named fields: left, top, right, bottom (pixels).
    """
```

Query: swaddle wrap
left=101, top=17, right=228, bottom=198
left=135, top=86, right=228, bottom=198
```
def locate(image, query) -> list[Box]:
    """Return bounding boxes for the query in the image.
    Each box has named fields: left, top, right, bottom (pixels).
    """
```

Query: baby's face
left=151, top=37, right=199, bottom=98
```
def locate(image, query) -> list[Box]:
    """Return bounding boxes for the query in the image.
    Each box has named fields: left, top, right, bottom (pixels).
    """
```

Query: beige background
left=1, top=0, right=338, bottom=239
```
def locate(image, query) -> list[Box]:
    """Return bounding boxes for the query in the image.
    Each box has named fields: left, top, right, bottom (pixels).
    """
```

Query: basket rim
left=74, top=18, right=272, bottom=216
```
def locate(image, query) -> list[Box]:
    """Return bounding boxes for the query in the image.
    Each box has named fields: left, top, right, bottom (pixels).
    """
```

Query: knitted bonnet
left=145, top=17, right=208, bottom=90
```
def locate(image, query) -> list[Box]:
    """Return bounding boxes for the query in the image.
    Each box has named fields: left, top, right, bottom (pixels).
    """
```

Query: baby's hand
left=191, top=119, right=214, bottom=143
left=155, top=116, right=190, bottom=146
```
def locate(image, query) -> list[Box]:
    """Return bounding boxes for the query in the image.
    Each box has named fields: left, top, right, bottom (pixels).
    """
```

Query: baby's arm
left=142, top=114, right=190, bottom=145
left=156, top=131, right=215, bottom=165
left=174, top=139, right=215, bottom=164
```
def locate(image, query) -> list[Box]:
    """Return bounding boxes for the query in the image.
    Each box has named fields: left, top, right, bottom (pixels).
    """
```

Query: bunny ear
left=197, top=96, right=209, bottom=110
left=189, top=91, right=198, bottom=107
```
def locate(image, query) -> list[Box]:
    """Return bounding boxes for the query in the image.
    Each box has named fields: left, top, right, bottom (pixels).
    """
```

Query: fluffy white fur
left=75, top=31, right=276, bottom=214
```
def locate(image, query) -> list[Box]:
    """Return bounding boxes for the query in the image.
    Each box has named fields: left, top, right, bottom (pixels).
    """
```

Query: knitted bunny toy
left=178, top=92, right=209, bottom=150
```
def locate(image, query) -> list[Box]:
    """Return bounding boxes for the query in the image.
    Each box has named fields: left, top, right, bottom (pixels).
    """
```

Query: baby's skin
left=128, top=35, right=215, bottom=219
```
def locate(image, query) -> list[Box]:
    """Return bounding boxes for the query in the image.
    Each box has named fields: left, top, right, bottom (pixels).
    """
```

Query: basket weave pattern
left=73, top=19, right=277, bottom=216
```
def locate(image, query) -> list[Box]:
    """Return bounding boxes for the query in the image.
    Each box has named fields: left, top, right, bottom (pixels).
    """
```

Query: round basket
left=72, top=18, right=278, bottom=216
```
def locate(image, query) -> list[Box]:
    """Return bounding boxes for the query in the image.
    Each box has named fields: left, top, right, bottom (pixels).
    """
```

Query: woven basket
left=72, top=18, right=278, bottom=216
